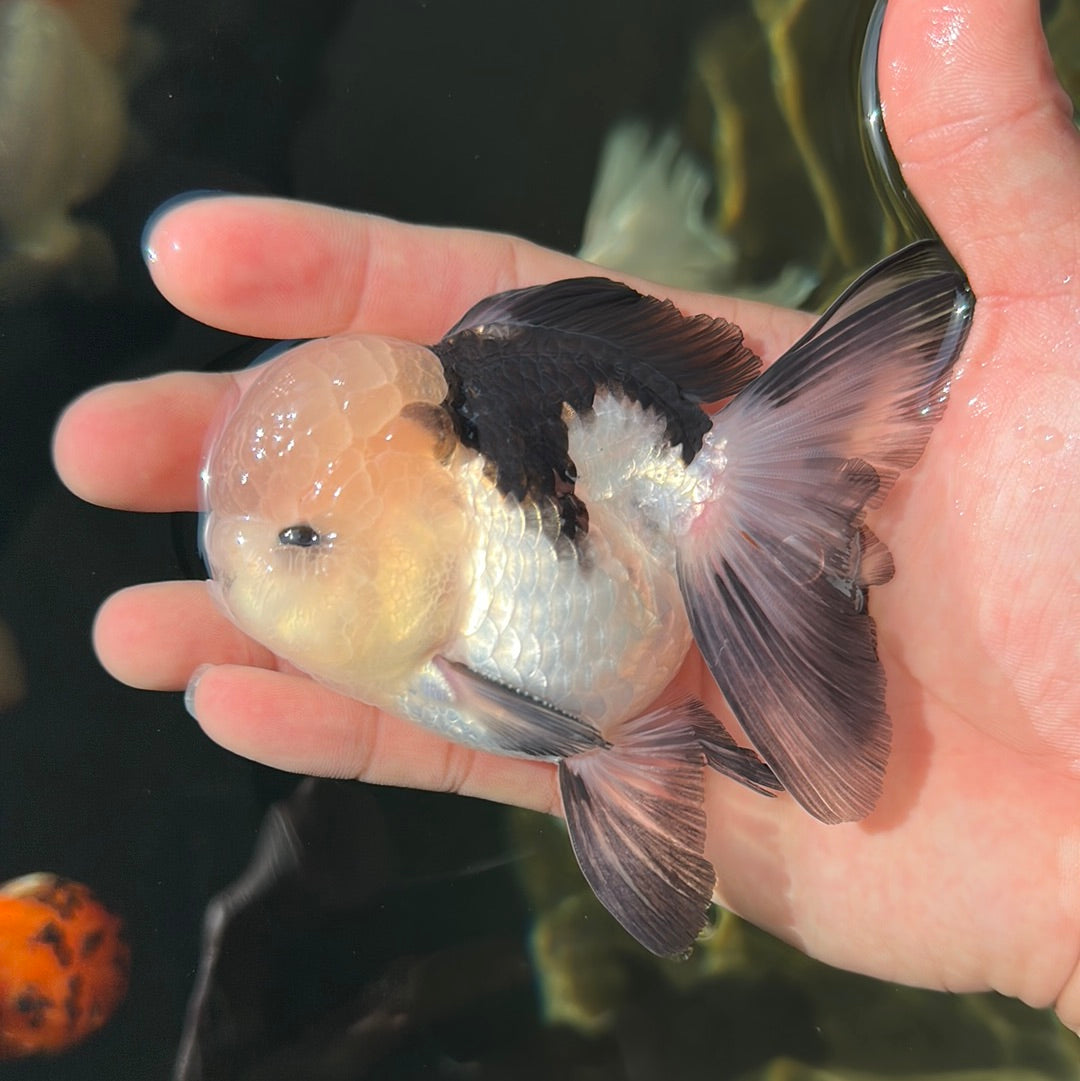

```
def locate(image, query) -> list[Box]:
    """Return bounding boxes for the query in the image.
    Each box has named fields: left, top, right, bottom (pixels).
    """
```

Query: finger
left=879, top=0, right=1080, bottom=290
left=143, top=195, right=602, bottom=341
left=186, top=663, right=561, bottom=815
left=54, top=372, right=234, bottom=511
left=95, top=578, right=563, bottom=813
left=143, top=195, right=809, bottom=353
left=93, top=581, right=277, bottom=690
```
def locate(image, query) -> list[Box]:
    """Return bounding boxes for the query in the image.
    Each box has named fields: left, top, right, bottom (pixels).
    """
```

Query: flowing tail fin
left=676, top=241, right=974, bottom=823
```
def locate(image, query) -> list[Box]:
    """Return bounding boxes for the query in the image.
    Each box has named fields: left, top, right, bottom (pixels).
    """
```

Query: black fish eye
left=278, top=524, right=320, bottom=548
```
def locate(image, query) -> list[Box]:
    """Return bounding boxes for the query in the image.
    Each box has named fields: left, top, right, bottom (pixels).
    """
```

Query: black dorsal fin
left=440, top=276, right=760, bottom=406
left=431, top=278, right=761, bottom=538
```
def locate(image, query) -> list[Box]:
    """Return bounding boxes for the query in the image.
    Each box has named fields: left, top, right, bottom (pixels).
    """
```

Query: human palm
left=53, top=0, right=1079, bottom=1026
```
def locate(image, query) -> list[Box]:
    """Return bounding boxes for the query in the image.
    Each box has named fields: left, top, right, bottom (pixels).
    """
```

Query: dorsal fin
left=431, top=277, right=761, bottom=538
left=440, top=276, right=760, bottom=406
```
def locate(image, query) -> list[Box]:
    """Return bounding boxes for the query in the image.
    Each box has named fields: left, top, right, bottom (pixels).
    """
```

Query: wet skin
left=53, top=0, right=1080, bottom=1028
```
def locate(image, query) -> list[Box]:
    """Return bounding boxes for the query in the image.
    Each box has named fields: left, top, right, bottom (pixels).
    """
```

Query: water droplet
left=1032, top=425, right=1064, bottom=454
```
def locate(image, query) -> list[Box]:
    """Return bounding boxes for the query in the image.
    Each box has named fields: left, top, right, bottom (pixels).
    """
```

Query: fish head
left=201, top=333, right=468, bottom=700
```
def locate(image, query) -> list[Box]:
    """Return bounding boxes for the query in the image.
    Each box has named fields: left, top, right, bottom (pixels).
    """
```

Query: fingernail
left=184, top=664, right=212, bottom=718
left=141, top=190, right=231, bottom=264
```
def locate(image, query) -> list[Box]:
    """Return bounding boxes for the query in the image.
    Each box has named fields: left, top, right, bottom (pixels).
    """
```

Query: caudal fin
left=677, top=241, right=974, bottom=823
left=559, top=699, right=716, bottom=958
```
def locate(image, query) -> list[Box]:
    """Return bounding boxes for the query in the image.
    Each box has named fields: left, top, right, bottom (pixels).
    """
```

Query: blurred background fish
left=0, top=873, right=128, bottom=1061
left=0, top=0, right=141, bottom=302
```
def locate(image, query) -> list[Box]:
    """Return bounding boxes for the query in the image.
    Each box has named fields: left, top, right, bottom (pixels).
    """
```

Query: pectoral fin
left=559, top=699, right=715, bottom=958
left=437, top=658, right=608, bottom=759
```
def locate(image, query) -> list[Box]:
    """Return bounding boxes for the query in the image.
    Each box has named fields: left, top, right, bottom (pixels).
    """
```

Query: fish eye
left=278, top=524, right=320, bottom=548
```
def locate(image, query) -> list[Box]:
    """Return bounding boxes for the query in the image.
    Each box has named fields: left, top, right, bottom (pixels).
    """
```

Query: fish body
left=202, top=241, right=973, bottom=956
left=0, top=874, right=129, bottom=1059
left=0, top=0, right=127, bottom=300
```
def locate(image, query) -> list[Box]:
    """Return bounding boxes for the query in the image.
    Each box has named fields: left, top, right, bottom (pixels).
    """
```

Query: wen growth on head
left=200, top=241, right=973, bottom=956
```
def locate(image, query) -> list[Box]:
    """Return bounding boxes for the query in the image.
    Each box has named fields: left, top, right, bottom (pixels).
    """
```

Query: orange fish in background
left=0, top=873, right=129, bottom=1059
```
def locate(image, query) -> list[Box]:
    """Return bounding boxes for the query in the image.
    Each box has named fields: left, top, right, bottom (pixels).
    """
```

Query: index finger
left=146, top=196, right=584, bottom=341
left=144, top=195, right=807, bottom=347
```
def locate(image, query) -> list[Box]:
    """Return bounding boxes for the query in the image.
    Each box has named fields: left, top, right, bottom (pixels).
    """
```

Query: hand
left=53, top=0, right=1079, bottom=1026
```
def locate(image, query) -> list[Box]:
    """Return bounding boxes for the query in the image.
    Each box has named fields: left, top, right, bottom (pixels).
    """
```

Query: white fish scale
left=424, top=397, right=698, bottom=744
left=392, top=396, right=706, bottom=750
left=574, top=394, right=714, bottom=544
left=454, top=455, right=605, bottom=700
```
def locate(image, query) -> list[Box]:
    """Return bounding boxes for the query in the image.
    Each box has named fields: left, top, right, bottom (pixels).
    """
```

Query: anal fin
left=690, top=704, right=783, bottom=797
left=559, top=699, right=715, bottom=958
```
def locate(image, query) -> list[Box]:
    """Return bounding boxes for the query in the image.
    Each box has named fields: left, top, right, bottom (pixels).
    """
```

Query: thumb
left=877, top=0, right=1079, bottom=294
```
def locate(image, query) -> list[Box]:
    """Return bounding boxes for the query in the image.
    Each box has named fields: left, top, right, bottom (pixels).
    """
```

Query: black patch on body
left=430, top=277, right=760, bottom=540
left=80, top=928, right=105, bottom=958
left=40, top=879, right=81, bottom=921
left=34, top=921, right=73, bottom=968
left=65, top=973, right=83, bottom=1026
left=15, top=986, right=52, bottom=1027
